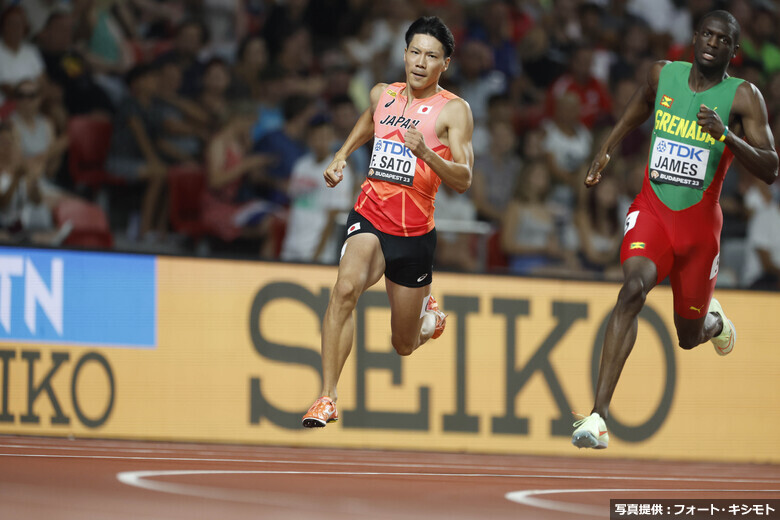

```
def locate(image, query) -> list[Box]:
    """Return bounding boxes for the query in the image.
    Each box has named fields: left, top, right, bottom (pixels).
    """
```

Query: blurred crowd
left=0, top=0, right=779, bottom=289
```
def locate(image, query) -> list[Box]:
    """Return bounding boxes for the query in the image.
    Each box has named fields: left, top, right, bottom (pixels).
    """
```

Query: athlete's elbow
left=455, top=173, right=472, bottom=193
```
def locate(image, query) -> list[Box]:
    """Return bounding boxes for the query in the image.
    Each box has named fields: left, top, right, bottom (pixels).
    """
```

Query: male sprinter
left=302, top=16, right=474, bottom=427
left=572, top=10, right=778, bottom=448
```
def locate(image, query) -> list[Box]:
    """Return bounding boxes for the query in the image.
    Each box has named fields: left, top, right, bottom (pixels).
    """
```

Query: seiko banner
left=0, top=248, right=777, bottom=463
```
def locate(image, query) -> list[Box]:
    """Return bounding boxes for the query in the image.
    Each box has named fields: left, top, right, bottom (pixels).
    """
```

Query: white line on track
left=14, top=450, right=780, bottom=485
left=1, top=451, right=778, bottom=483
left=505, top=488, right=780, bottom=517
left=0, top=444, right=729, bottom=477
left=116, top=470, right=780, bottom=516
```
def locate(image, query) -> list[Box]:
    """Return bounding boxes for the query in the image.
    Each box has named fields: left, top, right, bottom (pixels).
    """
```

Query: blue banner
left=0, top=247, right=156, bottom=348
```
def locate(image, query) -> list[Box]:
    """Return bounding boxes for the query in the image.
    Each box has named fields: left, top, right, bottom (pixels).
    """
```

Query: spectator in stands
left=275, top=27, right=324, bottom=99
left=154, top=56, right=210, bottom=164
left=329, top=94, right=368, bottom=184
left=609, top=19, right=652, bottom=84
left=434, top=182, right=481, bottom=273
left=450, top=39, right=506, bottom=125
left=202, top=110, right=277, bottom=250
left=742, top=177, right=780, bottom=290
left=501, top=160, right=579, bottom=276
left=197, top=57, right=232, bottom=129
left=731, top=0, right=780, bottom=76
left=472, top=92, right=514, bottom=156
left=467, top=0, right=521, bottom=82
left=544, top=45, right=612, bottom=129
left=34, top=8, right=115, bottom=116
left=9, top=80, right=68, bottom=197
left=251, top=94, right=317, bottom=206
left=228, top=34, right=269, bottom=102
left=574, top=174, right=623, bottom=279
left=158, top=17, right=209, bottom=98
left=106, top=63, right=168, bottom=241
left=0, top=6, right=45, bottom=105
left=0, top=119, right=69, bottom=245
left=281, top=115, right=354, bottom=264
left=541, top=90, right=593, bottom=209
left=471, top=120, right=522, bottom=225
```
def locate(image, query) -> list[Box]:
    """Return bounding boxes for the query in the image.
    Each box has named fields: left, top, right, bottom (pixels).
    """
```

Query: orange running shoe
left=302, top=396, right=339, bottom=428
left=426, top=295, right=447, bottom=339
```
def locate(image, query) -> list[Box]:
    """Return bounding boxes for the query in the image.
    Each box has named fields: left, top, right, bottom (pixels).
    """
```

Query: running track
left=1, top=435, right=778, bottom=519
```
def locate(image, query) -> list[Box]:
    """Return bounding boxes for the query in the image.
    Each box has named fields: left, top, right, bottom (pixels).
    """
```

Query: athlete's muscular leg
left=385, top=280, right=434, bottom=356
left=593, top=256, right=658, bottom=419
left=673, top=311, right=723, bottom=350
left=320, top=233, right=385, bottom=400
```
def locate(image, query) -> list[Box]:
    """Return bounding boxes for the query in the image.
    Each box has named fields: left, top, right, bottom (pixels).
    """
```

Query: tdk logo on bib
left=649, top=136, right=709, bottom=189
left=368, top=137, right=416, bottom=186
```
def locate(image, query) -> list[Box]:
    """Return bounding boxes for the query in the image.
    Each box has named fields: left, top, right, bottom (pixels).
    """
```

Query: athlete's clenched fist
left=404, top=124, right=429, bottom=159
left=697, top=104, right=726, bottom=141
left=323, top=157, right=347, bottom=187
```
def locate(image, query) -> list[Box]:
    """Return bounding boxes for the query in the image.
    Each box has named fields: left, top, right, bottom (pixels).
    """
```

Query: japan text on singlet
left=355, top=82, right=458, bottom=236
left=648, top=61, right=743, bottom=210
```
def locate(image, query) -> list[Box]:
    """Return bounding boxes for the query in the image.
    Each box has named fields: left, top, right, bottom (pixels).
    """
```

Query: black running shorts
left=344, top=209, right=436, bottom=288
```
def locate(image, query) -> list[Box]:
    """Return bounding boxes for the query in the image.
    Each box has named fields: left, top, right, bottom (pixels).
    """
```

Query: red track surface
left=1, top=435, right=778, bottom=519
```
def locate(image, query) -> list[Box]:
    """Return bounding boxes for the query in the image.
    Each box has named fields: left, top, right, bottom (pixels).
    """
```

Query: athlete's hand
left=584, top=151, right=610, bottom=187
left=323, top=157, right=346, bottom=188
left=404, top=124, right=429, bottom=159
left=697, top=104, right=726, bottom=141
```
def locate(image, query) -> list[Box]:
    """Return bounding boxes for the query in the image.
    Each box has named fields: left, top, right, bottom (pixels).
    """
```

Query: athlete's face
left=692, top=17, right=739, bottom=71
left=404, top=34, right=450, bottom=92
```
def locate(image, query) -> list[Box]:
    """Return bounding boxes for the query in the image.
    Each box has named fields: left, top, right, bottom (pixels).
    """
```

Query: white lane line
left=2, top=451, right=778, bottom=483
left=505, top=488, right=780, bottom=517
left=117, top=470, right=384, bottom=514
left=117, top=470, right=780, bottom=513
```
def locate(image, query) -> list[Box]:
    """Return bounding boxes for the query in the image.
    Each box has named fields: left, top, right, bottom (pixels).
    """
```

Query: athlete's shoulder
left=369, top=83, right=392, bottom=111
left=647, top=60, right=672, bottom=90
left=733, top=79, right=768, bottom=115
left=440, top=95, right=473, bottom=127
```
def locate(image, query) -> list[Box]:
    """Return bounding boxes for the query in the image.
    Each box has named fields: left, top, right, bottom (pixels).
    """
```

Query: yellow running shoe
left=571, top=412, right=609, bottom=449
left=302, top=396, right=339, bottom=428
left=709, top=298, right=736, bottom=356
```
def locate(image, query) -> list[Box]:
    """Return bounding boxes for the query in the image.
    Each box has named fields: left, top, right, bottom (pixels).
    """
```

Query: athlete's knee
left=391, top=333, right=418, bottom=356
left=331, top=278, right=362, bottom=308
left=616, top=276, right=649, bottom=313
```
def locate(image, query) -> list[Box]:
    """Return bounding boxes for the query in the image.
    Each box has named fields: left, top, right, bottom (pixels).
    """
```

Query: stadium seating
left=53, top=198, right=113, bottom=249
left=167, top=162, right=208, bottom=239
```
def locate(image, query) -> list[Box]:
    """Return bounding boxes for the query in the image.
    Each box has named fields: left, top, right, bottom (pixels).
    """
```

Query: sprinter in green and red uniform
left=572, top=10, right=778, bottom=450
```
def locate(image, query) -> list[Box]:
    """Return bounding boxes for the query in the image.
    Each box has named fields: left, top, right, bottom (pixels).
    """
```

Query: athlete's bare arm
left=324, top=83, right=387, bottom=188
left=697, top=82, right=778, bottom=185
left=584, top=60, right=668, bottom=187
left=405, top=97, right=474, bottom=193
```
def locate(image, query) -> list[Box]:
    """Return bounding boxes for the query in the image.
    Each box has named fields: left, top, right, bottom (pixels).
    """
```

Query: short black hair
left=282, top=95, right=313, bottom=122
left=698, top=10, right=741, bottom=44
left=405, top=16, right=455, bottom=58
left=125, top=62, right=158, bottom=86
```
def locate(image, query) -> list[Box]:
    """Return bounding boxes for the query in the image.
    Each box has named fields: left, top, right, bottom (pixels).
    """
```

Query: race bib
left=649, top=136, right=709, bottom=189
left=368, top=137, right=416, bottom=186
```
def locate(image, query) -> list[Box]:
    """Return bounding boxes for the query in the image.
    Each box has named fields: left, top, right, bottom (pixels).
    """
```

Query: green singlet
left=648, top=61, right=743, bottom=210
